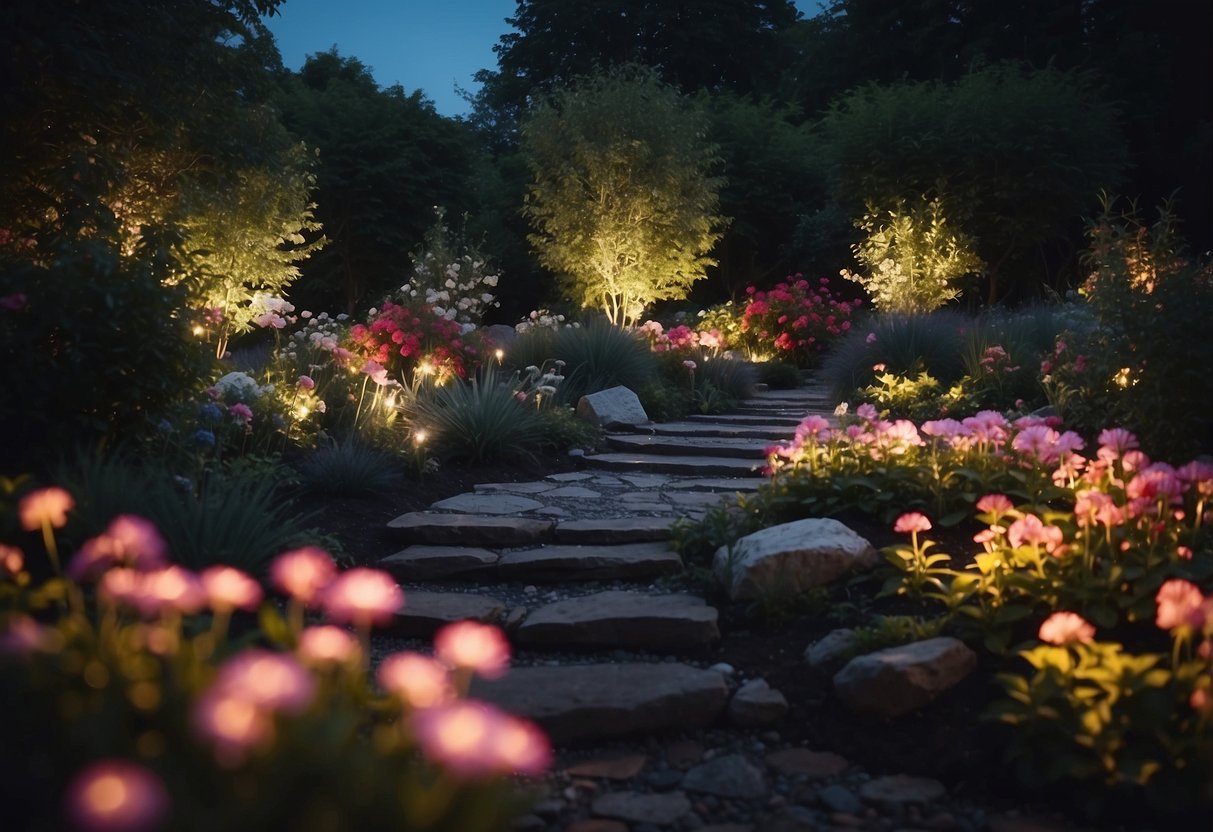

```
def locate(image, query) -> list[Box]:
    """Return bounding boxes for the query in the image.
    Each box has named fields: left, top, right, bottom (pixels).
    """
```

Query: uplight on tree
left=521, top=66, right=724, bottom=327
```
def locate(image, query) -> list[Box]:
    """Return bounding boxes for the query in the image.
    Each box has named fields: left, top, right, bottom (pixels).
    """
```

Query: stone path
left=376, top=380, right=1086, bottom=832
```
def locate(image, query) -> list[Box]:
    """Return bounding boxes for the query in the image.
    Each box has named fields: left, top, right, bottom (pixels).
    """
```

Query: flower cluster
left=515, top=308, right=577, bottom=334
left=350, top=298, right=484, bottom=383
left=740, top=276, right=860, bottom=365
left=636, top=320, right=726, bottom=354
left=403, top=207, right=501, bottom=325
left=0, top=496, right=550, bottom=830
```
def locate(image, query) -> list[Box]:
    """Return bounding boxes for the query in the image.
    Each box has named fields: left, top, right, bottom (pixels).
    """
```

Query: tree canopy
left=521, top=67, right=724, bottom=326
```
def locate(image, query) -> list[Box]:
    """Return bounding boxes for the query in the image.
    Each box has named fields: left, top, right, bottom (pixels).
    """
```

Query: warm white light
left=192, top=325, right=205, bottom=336
left=296, top=405, right=309, bottom=418
left=413, top=430, right=427, bottom=445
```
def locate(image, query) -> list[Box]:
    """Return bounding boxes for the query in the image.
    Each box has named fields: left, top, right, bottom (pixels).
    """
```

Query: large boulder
left=576, top=386, right=650, bottom=429
left=713, top=518, right=878, bottom=601
left=832, top=637, right=977, bottom=717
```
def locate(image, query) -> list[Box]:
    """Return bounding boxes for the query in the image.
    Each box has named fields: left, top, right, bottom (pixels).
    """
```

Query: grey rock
left=430, top=492, right=545, bottom=514
left=386, top=512, right=553, bottom=546
left=502, top=606, right=528, bottom=633
left=496, top=542, right=682, bottom=582
left=471, top=663, right=729, bottom=744
left=542, top=485, right=602, bottom=498
left=378, top=545, right=498, bottom=580
left=388, top=591, right=505, bottom=637
left=727, top=678, right=789, bottom=727
left=833, top=638, right=977, bottom=717
left=547, top=471, right=595, bottom=482
left=591, top=791, right=691, bottom=825
left=648, top=769, right=685, bottom=791
left=518, top=591, right=719, bottom=650
left=576, top=386, right=651, bottom=429
left=584, top=452, right=765, bottom=477
left=714, top=518, right=878, bottom=601
left=817, top=784, right=863, bottom=814
left=474, top=481, right=556, bottom=494
left=682, top=754, right=767, bottom=800
left=859, top=774, right=946, bottom=806
left=554, top=516, right=676, bottom=544
left=805, top=628, right=860, bottom=668
left=764, top=748, right=849, bottom=780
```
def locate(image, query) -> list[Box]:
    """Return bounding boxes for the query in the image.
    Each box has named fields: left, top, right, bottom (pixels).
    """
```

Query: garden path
left=375, top=383, right=1079, bottom=832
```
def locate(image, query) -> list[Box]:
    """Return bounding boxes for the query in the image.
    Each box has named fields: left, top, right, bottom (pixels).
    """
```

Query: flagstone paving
left=376, top=381, right=1077, bottom=831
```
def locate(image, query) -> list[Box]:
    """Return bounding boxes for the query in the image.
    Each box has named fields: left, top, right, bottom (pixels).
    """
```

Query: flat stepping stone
left=496, top=542, right=682, bottom=582
left=517, top=591, right=719, bottom=651
left=663, top=478, right=762, bottom=492
left=647, top=422, right=794, bottom=440
left=684, top=413, right=803, bottom=427
left=471, top=662, right=729, bottom=744
left=378, top=545, right=499, bottom=580
left=429, top=492, right=545, bottom=514
left=473, top=481, right=556, bottom=494
left=605, top=434, right=770, bottom=459
left=554, top=517, right=675, bottom=544
left=387, top=512, right=553, bottom=546
left=547, top=472, right=595, bottom=482
left=543, top=485, right=603, bottom=498
left=584, top=453, right=766, bottom=477
left=389, top=590, right=505, bottom=636
left=665, top=491, right=738, bottom=510
left=619, top=473, right=669, bottom=487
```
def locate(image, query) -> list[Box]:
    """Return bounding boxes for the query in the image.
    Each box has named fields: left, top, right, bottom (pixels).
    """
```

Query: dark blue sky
left=265, top=1, right=824, bottom=117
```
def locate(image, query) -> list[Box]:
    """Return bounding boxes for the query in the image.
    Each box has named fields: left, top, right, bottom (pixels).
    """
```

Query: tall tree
left=521, top=67, right=724, bottom=327
left=276, top=51, right=478, bottom=313
left=472, top=0, right=801, bottom=136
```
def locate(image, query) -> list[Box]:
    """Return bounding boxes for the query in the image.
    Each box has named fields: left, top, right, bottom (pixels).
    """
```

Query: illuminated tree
left=521, top=67, right=724, bottom=327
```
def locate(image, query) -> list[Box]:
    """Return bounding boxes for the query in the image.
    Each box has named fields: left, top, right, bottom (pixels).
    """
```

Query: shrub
left=403, top=207, right=501, bottom=326
left=298, top=440, right=402, bottom=496
left=738, top=275, right=861, bottom=366
left=754, top=361, right=802, bottom=390
left=820, top=311, right=968, bottom=402
left=508, top=323, right=657, bottom=406
left=350, top=297, right=486, bottom=384
left=409, top=370, right=546, bottom=464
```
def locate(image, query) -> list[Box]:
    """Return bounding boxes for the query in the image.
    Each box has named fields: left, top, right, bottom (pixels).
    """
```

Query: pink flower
left=270, top=547, right=337, bottom=605
left=200, top=566, right=263, bottom=613
left=296, top=626, right=360, bottom=667
left=360, top=359, right=390, bottom=385
left=1073, top=489, right=1125, bottom=528
left=893, top=512, right=932, bottom=534
left=1012, top=425, right=1062, bottom=464
left=330, top=347, right=354, bottom=366
left=64, top=759, right=170, bottom=832
left=855, top=403, right=879, bottom=423
left=1096, top=428, right=1138, bottom=461
left=68, top=515, right=169, bottom=581
left=377, top=652, right=454, bottom=708
left=975, top=494, right=1014, bottom=516
left=865, top=332, right=877, bottom=344
left=228, top=403, right=253, bottom=426
left=1007, top=514, right=1064, bottom=553
left=0, top=292, right=28, bottom=311
left=411, top=701, right=550, bottom=778
left=297, top=375, right=315, bottom=390
left=1038, top=612, right=1096, bottom=645
left=682, top=360, right=697, bottom=371
left=794, top=415, right=831, bottom=443
left=320, top=568, right=404, bottom=628
left=209, top=649, right=315, bottom=714
left=252, top=312, right=286, bottom=329
left=18, top=486, right=74, bottom=531
left=126, top=566, right=207, bottom=618
left=0, top=614, right=58, bottom=657
left=1156, top=580, right=1206, bottom=630
left=190, top=688, right=276, bottom=768
left=0, top=544, right=23, bottom=579
left=433, top=621, right=511, bottom=679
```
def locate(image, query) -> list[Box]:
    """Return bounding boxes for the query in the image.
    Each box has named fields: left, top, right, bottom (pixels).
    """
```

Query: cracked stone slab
left=619, top=473, right=668, bottom=487
left=387, top=512, right=554, bottom=546
left=664, top=478, right=763, bottom=492
left=429, top=492, right=545, bottom=514
left=473, top=481, right=556, bottom=494
left=388, top=591, right=505, bottom=636
left=554, top=517, right=676, bottom=544
left=517, top=591, right=719, bottom=651
left=665, top=491, right=737, bottom=510
left=496, top=542, right=682, bottom=582
left=542, top=485, right=603, bottom=498
left=584, top=453, right=766, bottom=477
left=547, top=471, right=595, bottom=482
left=378, top=545, right=499, bottom=580
left=472, top=662, right=729, bottom=744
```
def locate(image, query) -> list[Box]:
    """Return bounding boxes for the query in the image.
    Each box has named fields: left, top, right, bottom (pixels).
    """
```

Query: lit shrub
left=738, top=275, right=861, bottom=366
left=508, top=322, right=657, bottom=407
left=350, top=297, right=486, bottom=384
left=409, top=369, right=546, bottom=464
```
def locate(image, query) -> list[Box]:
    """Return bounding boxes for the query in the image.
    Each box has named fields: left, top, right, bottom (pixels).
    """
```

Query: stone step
left=516, top=591, right=719, bottom=651
left=730, top=406, right=818, bottom=418
left=380, top=541, right=683, bottom=583
left=644, top=421, right=795, bottom=441
left=583, top=452, right=767, bottom=477
left=604, top=433, right=771, bottom=459
left=497, top=541, right=683, bottom=582
left=389, top=590, right=506, bottom=636
left=471, top=662, right=729, bottom=744
left=387, top=512, right=554, bottom=546
left=553, top=516, right=676, bottom=544
left=685, top=413, right=804, bottom=427
left=663, top=477, right=763, bottom=493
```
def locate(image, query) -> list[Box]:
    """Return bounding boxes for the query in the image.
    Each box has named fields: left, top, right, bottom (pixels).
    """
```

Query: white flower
left=444, top=279, right=456, bottom=289
left=480, top=293, right=494, bottom=303
left=483, top=275, right=498, bottom=287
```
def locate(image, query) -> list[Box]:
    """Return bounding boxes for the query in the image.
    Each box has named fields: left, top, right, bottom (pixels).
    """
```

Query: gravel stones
left=682, top=754, right=768, bottom=799
left=591, top=791, right=691, bottom=825
left=727, top=679, right=789, bottom=727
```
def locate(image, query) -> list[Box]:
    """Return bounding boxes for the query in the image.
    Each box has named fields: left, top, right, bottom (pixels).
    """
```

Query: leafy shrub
left=841, top=195, right=984, bottom=314
left=533, top=407, right=600, bottom=453
left=508, top=323, right=657, bottom=406
left=820, top=311, right=968, bottom=402
left=754, top=361, right=802, bottom=390
left=409, top=370, right=546, bottom=464
left=298, top=440, right=402, bottom=496
left=1044, top=199, right=1213, bottom=458
left=738, top=275, right=861, bottom=366
left=0, top=240, right=212, bottom=471
left=693, top=354, right=758, bottom=403
left=403, top=207, right=501, bottom=326
left=351, top=297, right=486, bottom=383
